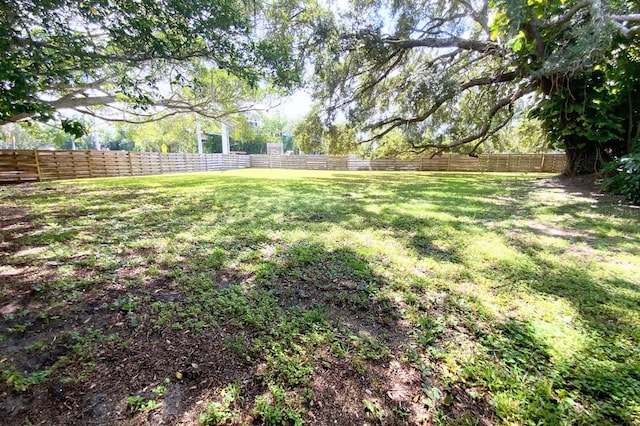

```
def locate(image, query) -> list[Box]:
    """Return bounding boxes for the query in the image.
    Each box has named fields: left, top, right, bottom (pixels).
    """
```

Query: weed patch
left=0, top=170, right=638, bottom=425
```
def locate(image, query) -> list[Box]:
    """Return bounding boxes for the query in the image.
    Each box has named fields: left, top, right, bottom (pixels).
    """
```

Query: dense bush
left=601, top=144, right=640, bottom=204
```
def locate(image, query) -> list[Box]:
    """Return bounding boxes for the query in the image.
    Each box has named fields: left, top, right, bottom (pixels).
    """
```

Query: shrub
left=601, top=144, right=640, bottom=204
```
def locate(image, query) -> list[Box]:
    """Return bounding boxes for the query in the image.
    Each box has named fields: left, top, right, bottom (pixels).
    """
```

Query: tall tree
left=305, top=0, right=640, bottom=175
left=0, top=0, right=300, bottom=133
left=128, top=114, right=208, bottom=153
left=531, top=39, right=640, bottom=173
left=293, top=105, right=357, bottom=154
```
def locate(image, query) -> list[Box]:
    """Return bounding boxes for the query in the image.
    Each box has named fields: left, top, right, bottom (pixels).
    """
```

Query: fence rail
left=0, top=150, right=250, bottom=183
left=0, top=150, right=565, bottom=184
left=250, top=153, right=566, bottom=173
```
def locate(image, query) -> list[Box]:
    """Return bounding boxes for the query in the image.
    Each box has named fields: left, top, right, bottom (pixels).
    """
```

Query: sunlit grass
left=1, top=169, right=639, bottom=425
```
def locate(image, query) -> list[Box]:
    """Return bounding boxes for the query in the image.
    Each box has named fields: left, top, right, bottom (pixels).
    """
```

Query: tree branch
left=535, top=0, right=640, bottom=38
left=329, top=49, right=407, bottom=112
left=537, top=0, right=593, bottom=29
left=0, top=90, right=267, bottom=126
left=383, top=36, right=502, bottom=55
left=611, top=20, right=640, bottom=38
left=357, top=83, right=532, bottom=157
left=610, top=14, right=640, bottom=23
left=362, top=70, right=518, bottom=136
left=467, top=111, right=514, bottom=157
left=0, top=96, right=119, bottom=125
left=422, top=86, right=534, bottom=157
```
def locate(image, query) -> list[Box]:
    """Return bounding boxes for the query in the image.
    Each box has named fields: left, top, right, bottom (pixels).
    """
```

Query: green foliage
left=367, top=117, right=548, bottom=157
left=1, top=0, right=299, bottom=129
left=200, top=382, right=242, bottom=425
left=365, top=128, right=412, bottom=158
left=0, top=124, right=36, bottom=149
left=111, top=297, right=137, bottom=313
left=293, top=105, right=357, bottom=154
left=531, top=70, right=628, bottom=168
left=293, top=106, right=325, bottom=153
left=119, top=108, right=293, bottom=154
left=2, top=369, right=51, bottom=392
left=1, top=122, right=78, bottom=149
left=123, top=380, right=170, bottom=414
left=223, top=334, right=247, bottom=356
left=363, top=399, right=385, bottom=422
left=152, top=380, right=169, bottom=396
left=413, top=315, right=445, bottom=347
left=264, top=352, right=314, bottom=387
left=325, top=124, right=357, bottom=155
left=524, top=21, right=640, bottom=174
left=229, top=114, right=294, bottom=154
left=103, top=127, right=136, bottom=152
left=254, top=384, right=304, bottom=426
left=126, top=395, right=160, bottom=413
left=60, top=119, right=87, bottom=139
left=489, top=118, right=548, bottom=153
left=130, top=114, right=200, bottom=153
left=303, top=0, right=640, bottom=168
left=602, top=144, right=640, bottom=204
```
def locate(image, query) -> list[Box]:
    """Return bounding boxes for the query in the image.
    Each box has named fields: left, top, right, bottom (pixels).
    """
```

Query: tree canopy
left=0, top=0, right=300, bottom=133
left=303, top=0, right=640, bottom=174
left=3, top=0, right=640, bottom=175
left=293, top=106, right=358, bottom=154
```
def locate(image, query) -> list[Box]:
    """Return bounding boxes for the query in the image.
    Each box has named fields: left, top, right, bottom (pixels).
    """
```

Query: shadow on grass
left=484, top=243, right=640, bottom=424
left=1, top=171, right=638, bottom=425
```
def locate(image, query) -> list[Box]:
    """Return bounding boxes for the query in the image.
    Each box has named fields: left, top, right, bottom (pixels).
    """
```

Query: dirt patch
left=1, top=293, right=262, bottom=425
left=532, top=174, right=629, bottom=205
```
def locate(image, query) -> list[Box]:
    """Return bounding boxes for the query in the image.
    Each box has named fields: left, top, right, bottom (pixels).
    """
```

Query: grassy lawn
left=1, top=169, right=639, bottom=425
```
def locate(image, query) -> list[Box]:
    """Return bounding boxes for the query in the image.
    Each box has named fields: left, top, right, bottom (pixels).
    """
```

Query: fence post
left=87, top=151, right=94, bottom=178
left=127, top=152, right=133, bottom=176
left=33, top=149, right=42, bottom=182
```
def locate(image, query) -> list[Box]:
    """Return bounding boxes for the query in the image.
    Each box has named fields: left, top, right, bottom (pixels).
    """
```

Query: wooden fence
left=0, top=150, right=565, bottom=184
left=249, top=153, right=566, bottom=173
left=0, top=150, right=250, bottom=183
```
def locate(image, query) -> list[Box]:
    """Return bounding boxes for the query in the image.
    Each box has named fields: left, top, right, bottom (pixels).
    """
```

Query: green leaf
left=60, top=119, right=86, bottom=139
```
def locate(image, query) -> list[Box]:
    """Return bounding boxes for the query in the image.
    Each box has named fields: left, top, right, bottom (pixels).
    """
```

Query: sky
left=270, top=90, right=313, bottom=121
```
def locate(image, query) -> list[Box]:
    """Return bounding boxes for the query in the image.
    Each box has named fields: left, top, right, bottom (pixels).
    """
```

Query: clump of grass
left=1, top=170, right=638, bottom=425
left=254, top=384, right=305, bottom=426
left=200, top=382, right=242, bottom=425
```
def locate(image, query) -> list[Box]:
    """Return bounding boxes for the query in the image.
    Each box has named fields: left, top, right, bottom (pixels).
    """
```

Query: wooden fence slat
left=0, top=150, right=253, bottom=183
left=250, top=153, right=566, bottom=173
left=0, top=150, right=566, bottom=184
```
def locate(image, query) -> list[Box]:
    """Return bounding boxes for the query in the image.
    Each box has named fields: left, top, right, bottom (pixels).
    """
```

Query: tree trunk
left=563, top=136, right=605, bottom=176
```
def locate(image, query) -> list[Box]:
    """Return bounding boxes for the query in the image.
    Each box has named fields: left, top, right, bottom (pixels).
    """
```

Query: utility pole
left=196, top=114, right=203, bottom=154
left=221, top=122, right=230, bottom=155
left=93, top=128, right=100, bottom=150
